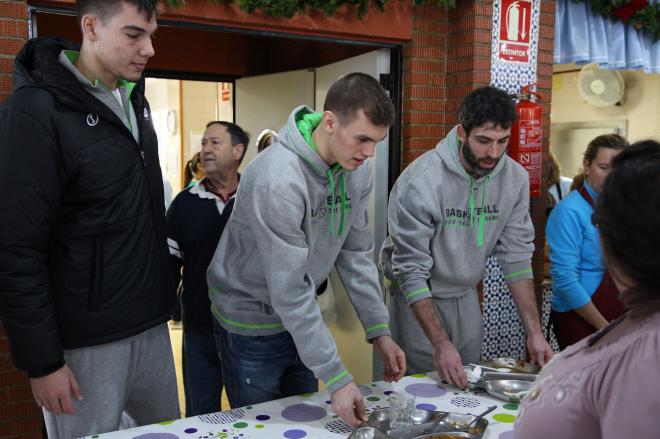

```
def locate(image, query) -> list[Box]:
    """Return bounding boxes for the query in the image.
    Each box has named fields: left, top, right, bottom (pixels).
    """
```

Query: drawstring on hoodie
left=325, top=167, right=347, bottom=236
left=478, top=176, right=489, bottom=247
left=467, top=171, right=490, bottom=248
left=450, top=130, right=496, bottom=248
left=296, top=111, right=348, bottom=236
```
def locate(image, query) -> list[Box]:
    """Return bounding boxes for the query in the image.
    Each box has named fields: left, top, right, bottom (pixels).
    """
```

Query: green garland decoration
left=164, top=0, right=458, bottom=19
left=572, top=0, right=660, bottom=40
left=164, top=0, right=658, bottom=40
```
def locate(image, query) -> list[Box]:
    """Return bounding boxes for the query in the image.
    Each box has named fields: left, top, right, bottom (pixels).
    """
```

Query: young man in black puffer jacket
left=0, top=1, right=179, bottom=436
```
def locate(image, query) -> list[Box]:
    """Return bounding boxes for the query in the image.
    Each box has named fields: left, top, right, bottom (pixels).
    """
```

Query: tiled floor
left=168, top=323, right=230, bottom=418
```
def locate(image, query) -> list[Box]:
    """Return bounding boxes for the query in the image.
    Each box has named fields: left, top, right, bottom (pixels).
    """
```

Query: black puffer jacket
left=0, top=37, right=177, bottom=377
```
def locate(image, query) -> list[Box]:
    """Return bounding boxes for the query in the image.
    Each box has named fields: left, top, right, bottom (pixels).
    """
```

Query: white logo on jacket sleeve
left=86, top=114, right=99, bottom=127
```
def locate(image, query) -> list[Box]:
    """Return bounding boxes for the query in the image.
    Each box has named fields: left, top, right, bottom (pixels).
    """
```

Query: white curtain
left=554, top=0, right=660, bottom=72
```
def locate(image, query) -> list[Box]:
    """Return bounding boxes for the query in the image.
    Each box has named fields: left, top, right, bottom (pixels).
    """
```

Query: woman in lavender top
left=514, top=140, right=660, bottom=438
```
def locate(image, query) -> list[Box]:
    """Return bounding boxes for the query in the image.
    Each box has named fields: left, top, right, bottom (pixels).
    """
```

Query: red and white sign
left=498, top=0, right=532, bottom=63
left=221, top=82, right=231, bottom=102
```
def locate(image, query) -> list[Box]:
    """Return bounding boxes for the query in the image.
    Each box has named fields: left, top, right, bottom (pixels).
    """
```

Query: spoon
left=466, top=405, right=497, bottom=431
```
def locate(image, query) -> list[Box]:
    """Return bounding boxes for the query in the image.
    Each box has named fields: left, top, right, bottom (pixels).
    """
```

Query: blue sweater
left=546, top=182, right=604, bottom=312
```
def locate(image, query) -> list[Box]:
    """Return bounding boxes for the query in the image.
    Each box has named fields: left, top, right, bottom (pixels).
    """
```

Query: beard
left=462, top=140, right=506, bottom=178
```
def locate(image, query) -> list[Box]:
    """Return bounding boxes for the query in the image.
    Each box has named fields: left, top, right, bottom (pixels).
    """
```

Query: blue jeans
left=212, top=318, right=317, bottom=408
left=183, top=329, right=223, bottom=416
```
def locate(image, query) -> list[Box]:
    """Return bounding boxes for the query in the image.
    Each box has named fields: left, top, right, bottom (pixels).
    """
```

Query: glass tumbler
left=389, top=393, right=416, bottom=429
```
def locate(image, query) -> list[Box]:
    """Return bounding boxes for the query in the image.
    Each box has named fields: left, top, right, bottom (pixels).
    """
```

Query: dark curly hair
left=458, top=86, right=516, bottom=135
left=592, top=139, right=660, bottom=293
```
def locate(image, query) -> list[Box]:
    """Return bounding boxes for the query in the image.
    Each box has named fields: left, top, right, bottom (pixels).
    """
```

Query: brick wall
left=0, top=0, right=27, bottom=104
left=0, top=1, right=42, bottom=437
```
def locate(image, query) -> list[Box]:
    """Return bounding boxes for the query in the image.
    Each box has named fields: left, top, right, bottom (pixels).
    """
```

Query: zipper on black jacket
left=140, top=150, right=147, bottom=167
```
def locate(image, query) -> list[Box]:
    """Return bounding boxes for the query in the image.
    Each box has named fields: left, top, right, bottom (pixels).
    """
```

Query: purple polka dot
left=499, top=431, right=514, bottom=439
left=383, top=390, right=394, bottom=395
left=256, top=415, right=270, bottom=421
left=283, top=430, right=307, bottom=439
left=416, top=403, right=437, bottom=411
left=404, top=383, right=447, bottom=398
left=281, top=403, right=327, bottom=422
left=184, top=429, right=198, bottom=434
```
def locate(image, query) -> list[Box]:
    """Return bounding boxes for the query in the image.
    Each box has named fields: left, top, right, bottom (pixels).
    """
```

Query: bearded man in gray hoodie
left=380, top=86, right=553, bottom=389
left=207, top=73, right=405, bottom=428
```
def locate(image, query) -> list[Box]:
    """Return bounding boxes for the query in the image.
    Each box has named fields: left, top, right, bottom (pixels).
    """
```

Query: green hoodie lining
left=405, top=288, right=430, bottom=300
left=325, top=370, right=348, bottom=387
left=214, top=310, right=284, bottom=330
left=451, top=131, right=490, bottom=248
left=504, top=268, right=533, bottom=280
left=365, top=323, right=389, bottom=334
left=296, top=112, right=347, bottom=236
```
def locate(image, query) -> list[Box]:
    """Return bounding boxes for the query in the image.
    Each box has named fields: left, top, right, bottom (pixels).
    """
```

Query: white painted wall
left=550, top=70, right=660, bottom=176
left=235, top=69, right=315, bottom=172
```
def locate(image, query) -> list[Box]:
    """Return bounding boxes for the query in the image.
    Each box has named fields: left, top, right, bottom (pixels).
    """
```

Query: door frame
left=28, top=4, right=403, bottom=188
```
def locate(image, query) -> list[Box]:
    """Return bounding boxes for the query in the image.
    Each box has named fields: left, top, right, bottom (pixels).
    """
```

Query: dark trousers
left=183, top=329, right=223, bottom=416
left=212, top=317, right=317, bottom=408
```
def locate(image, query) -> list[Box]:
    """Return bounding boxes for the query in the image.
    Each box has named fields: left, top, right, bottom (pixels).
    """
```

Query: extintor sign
left=499, top=0, right=532, bottom=63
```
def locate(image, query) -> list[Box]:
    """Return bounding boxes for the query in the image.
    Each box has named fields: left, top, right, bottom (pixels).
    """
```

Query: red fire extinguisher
left=508, top=84, right=543, bottom=197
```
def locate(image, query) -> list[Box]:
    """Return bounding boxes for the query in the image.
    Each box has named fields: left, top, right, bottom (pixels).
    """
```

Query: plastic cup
left=389, top=393, right=416, bottom=429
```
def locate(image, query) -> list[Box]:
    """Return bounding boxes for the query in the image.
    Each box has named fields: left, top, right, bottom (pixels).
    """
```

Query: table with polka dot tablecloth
left=83, top=373, right=519, bottom=439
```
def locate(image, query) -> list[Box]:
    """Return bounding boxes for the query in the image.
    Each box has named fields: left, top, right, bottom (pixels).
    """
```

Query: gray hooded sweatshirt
left=207, top=106, right=391, bottom=394
left=380, top=125, right=535, bottom=305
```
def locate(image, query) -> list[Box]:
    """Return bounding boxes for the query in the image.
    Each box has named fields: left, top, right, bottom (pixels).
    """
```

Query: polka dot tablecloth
left=82, top=374, right=519, bottom=439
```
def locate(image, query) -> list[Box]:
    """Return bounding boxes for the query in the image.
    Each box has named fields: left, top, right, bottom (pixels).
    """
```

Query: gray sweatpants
left=43, top=323, right=180, bottom=439
left=386, top=283, right=483, bottom=374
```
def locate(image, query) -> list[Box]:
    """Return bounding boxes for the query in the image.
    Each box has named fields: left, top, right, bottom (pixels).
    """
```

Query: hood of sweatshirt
left=278, top=105, right=348, bottom=236
left=438, top=125, right=507, bottom=247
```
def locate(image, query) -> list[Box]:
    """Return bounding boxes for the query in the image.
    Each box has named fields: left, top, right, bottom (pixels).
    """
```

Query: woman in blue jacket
left=546, top=134, right=628, bottom=349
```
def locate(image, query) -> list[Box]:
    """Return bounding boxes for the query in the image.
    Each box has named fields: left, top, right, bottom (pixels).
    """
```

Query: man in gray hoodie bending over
left=207, top=73, right=406, bottom=428
left=380, top=86, right=553, bottom=389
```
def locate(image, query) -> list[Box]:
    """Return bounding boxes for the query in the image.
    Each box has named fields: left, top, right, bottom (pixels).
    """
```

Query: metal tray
left=480, top=379, right=533, bottom=403
left=482, top=358, right=539, bottom=374
left=415, top=433, right=479, bottom=439
left=347, top=408, right=488, bottom=439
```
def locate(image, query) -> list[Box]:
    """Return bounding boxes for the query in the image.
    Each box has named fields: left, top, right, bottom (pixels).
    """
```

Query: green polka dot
left=233, top=422, right=248, bottom=428
left=367, top=396, right=380, bottom=402
left=300, top=392, right=313, bottom=397
left=503, top=403, right=519, bottom=410
left=333, top=415, right=339, bottom=418
left=493, top=413, right=516, bottom=423
left=255, top=425, right=264, bottom=429
left=91, top=436, right=99, bottom=438
left=371, top=383, right=377, bottom=387
left=158, top=421, right=175, bottom=425
left=410, top=373, right=426, bottom=378
left=246, top=406, right=253, bottom=409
